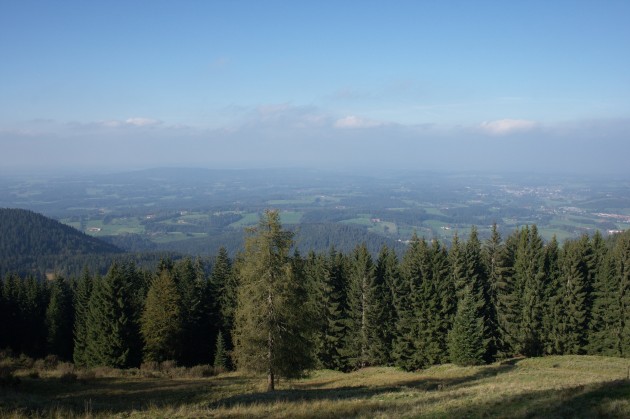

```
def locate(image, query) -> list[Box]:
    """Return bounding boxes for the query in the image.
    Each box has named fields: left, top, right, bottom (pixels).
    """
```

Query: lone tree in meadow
left=232, top=210, right=314, bottom=391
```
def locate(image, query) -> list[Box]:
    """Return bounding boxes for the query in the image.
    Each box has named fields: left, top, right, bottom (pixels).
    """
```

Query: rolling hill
left=0, top=208, right=123, bottom=277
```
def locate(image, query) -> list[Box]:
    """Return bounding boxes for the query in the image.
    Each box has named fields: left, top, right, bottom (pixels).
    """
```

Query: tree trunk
left=267, top=370, right=275, bottom=391
left=267, top=327, right=275, bottom=391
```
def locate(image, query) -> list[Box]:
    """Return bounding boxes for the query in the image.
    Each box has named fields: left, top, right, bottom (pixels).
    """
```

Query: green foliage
left=213, top=330, right=228, bottom=370
left=174, top=257, right=215, bottom=366
left=1, top=275, right=48, bottom=358
left=372, top=246, right=398, bottom=366
left=555, top=236, right=593, bottom=354
left=45, top=277, right=74, bottom=360
left=73, top=268, right=93, bottom=366
left=140, top=270, right=183, bottom=363
left=514, top=226, right=546, bottom=356
left=232, top=210, right=315, bottom=390
left=391, top=235, right=421, bottom=370
left=448, top=286, right=485, bottom=366
left=0, top=208, right=122, bottom=278
left=312, top=248, right=351, bottom=371
left=588, top=250, right=620, bottom=355
left=211, top=247, right=236, bottom=367
left=84, top=262, right=141, bottom=368
left=342, top=244, right=380, bottom=369
left=482, top=223, right=504, bottom=359
left=4, top=213, right=630, bottom=377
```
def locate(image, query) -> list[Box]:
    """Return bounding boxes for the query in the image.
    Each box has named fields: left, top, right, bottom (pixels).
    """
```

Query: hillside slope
left=0, top=208, right=123, bottom=277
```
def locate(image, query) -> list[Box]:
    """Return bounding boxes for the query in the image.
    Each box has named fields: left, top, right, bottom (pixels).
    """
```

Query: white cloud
left=479, top=119, right=538, bottom=135
left=125, top=117, right=161, bottom=127
left=334, top=115, right=383, bottom=129
left=96, top=118, right=161, bottom=128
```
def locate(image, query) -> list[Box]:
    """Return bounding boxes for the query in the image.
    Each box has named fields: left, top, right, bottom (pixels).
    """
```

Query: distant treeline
left=111, top=222, right=406, bottom=261
left=1, top=224, right=629, bottom=370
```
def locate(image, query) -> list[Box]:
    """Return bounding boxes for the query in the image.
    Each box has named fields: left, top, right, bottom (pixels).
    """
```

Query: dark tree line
left=1, top=222, right=630, bottom=373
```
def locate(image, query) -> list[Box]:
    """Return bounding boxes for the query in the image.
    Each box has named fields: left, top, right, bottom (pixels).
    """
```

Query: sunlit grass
left=2, top=355, right=629, bottom=418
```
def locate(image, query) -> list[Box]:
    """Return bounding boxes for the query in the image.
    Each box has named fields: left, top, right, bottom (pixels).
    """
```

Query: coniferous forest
left=2, top=210, right=630, bottom=385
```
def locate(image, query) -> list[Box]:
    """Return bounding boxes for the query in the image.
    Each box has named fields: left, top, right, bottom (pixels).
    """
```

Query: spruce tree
left=465, top=226, right=491, bottom=361
left=73, top=268, right=93, bottom=366
left=175, top=257, right=214, bottom=366
left=343, top=243, right=377, bottom=369
left=482, top=223, right=503, bottom=360
left=140, top=270, right=183, bottom=363
left=450, top=233, right=468, bottom=300
left=494, top=230, right=519, bottom=358
left=211, top=247, right=237, bottom=365
left=232, top=210, right=314, bottom=391
left=323, top=248, right=351, bottom=371
left=407, top=236, right=435, bottom=369
left=0, top=276, right=4, bottom=350
left=615, top=232, right=630, bottom=355
left=21, top=276, right=48, bottom=358
left=392, top=234, right=421, bottom=370
left=305, top=250, right=349, bottom=370
left=45, top=277, right=74, bottom=360
left=431, top=239, right=455, bottom=364
left=448, top=285, right=485, bottom=366
left=556, top=237, right=592, bottom=354
left=514, top=226, right=546, bottom=356
left=372, top=245, right=398, bottom=366
left=542, top=235, right=563, bottom=355
left=2, top=274, right=21, bottom=354
left=213, top=330, right=228, bottom=371
left=588, top=247, right=619, bottom=355
left=84, top=263, right=140, bottom=368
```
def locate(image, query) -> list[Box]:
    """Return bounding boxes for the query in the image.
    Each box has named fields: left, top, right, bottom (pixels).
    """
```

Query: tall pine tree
left=84, top=262, right=140, bottom=368
left=140, top=270, right=183, bottom=363
left=45, top=277, right=74, bottom=360
left=73, top=268, right=93, bottom=366
left=342, top=243, right=378, bottom=369
left=232, top=210, right=314, bottom=391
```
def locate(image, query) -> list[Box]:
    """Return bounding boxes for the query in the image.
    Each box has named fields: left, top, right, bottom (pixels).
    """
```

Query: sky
left=1, top=0, right=629, bottom=174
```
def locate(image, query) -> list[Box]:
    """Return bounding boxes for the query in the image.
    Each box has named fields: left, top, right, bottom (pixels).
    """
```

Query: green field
left=229, top=212, right=260, bottom=228
left=150, top=232, right=208, bottom=244
left=279, top=211, right=303, bottom=225
left=63, top=218, right=146, bottom=236
left=2, top=356, right=629, bottom=418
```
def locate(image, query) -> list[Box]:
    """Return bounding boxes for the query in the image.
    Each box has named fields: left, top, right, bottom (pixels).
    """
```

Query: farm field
left=2, top=355, right=630, bottom=418
left=2, top=169, right=630, bottom=255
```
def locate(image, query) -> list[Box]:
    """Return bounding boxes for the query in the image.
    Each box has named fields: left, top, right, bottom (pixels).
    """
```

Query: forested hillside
left=2, top=212, right=629, bottom=378
left=0, top=208, right=123, bottom=277
left=148, top=222, right=407, bottom=257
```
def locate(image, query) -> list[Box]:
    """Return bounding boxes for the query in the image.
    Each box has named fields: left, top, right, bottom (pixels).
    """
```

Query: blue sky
left=1, top=1, right=629, bottom=173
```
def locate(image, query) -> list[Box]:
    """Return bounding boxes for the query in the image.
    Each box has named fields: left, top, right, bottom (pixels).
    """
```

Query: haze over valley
left=2, top=2, right=630, bottom=418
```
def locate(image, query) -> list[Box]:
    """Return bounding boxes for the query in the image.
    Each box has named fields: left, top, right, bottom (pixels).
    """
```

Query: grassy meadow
left=2, top=355, right=630, bottom=418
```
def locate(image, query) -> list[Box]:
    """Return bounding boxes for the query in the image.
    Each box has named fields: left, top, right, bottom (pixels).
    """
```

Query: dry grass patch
left=1, top=355, right=629, bottom=418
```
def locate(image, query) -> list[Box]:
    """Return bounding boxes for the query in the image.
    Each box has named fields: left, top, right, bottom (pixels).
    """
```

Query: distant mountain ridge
left=0, top=208, right=123, bottom=277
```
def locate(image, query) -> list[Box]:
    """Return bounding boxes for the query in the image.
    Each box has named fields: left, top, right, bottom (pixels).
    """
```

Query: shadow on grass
left=4, top=359, right=628, bottom=418
left=1, top=375, right=220, bottom=415
left=0, top=362, right=518, bottom=416
left=211, top=361, right=519, bottom=409
left=442, top=379, right=630, bottom=418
